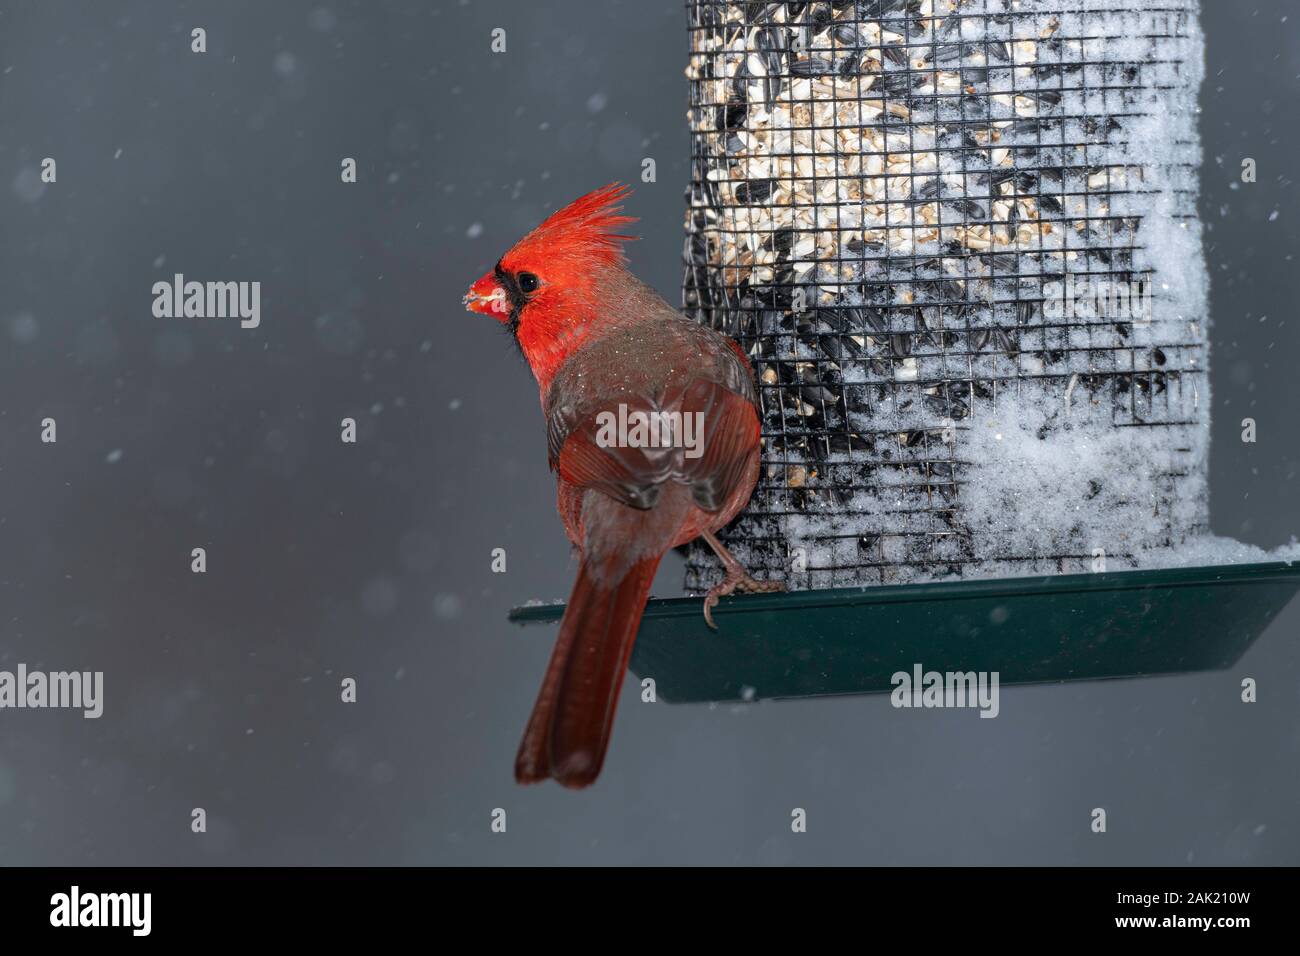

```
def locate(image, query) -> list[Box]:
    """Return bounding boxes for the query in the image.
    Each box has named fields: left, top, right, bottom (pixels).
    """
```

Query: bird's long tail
left=514, top=553, right=660, bottom=788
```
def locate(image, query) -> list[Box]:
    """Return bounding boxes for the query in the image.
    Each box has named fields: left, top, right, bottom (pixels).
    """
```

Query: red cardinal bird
left=464, top=183, right=782, bottom=789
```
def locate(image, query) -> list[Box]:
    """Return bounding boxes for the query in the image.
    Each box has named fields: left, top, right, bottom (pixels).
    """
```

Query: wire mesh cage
left=682, top=0, right=1207, bottom=592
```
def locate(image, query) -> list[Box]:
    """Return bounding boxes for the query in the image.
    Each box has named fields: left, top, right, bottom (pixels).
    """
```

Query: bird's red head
left=464, top=183, right=637, bottom=391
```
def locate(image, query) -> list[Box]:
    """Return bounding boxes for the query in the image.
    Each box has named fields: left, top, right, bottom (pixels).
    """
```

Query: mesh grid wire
left=681, top=0, right=1207, bottom=592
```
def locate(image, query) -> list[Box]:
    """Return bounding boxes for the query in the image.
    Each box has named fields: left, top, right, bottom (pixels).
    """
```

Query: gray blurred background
left=0, top=0, right=1297, bottom=865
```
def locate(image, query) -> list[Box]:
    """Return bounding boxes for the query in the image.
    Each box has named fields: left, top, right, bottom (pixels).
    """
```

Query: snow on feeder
left=681, top=0, right=1208, bottom=591
left=514, top=0, right=1300, bottom=702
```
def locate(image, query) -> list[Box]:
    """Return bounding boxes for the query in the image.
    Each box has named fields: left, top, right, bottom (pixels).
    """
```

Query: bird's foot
left=703, top=569, right=784, bottom=630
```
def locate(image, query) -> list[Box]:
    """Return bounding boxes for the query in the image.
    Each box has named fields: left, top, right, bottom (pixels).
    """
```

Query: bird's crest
left=503, top=183, right=638, bottom=270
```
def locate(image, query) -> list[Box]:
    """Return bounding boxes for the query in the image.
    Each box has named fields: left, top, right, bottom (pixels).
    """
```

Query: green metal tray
left=509, top=561, right=1300, bottom=703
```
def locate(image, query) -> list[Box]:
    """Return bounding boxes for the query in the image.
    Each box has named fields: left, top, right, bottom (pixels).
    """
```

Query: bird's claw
left=703, top=571, right=785, bottom=630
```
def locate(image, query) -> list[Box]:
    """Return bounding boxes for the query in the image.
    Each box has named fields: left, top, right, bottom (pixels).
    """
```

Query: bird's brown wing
left=545, top=320, right=760, bottom=518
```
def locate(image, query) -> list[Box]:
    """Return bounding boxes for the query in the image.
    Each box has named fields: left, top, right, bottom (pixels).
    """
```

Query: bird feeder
left=513, top=0, right=1300, bottom=698
left=681, top=0, right=1208, bottom=590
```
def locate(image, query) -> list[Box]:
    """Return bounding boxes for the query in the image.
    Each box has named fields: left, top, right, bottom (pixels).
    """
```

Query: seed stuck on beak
left=464, top=273, right=510, bottom=319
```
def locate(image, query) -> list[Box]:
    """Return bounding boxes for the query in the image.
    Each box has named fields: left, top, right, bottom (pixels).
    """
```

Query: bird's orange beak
left=463, top=271, right=510, bottom=321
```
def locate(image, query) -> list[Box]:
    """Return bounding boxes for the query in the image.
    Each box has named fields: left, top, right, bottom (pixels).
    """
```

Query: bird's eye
left=517, top=272, right=540, bottom=294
